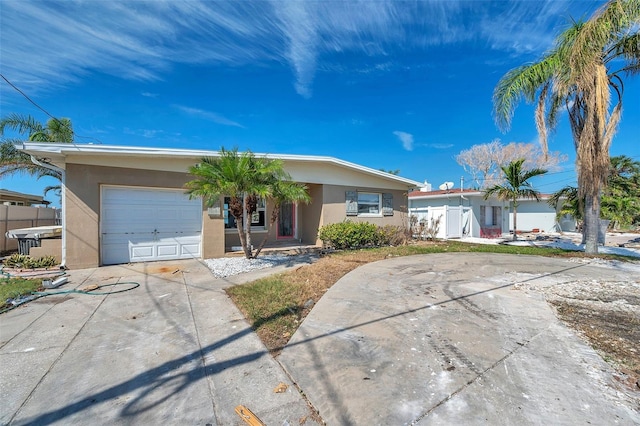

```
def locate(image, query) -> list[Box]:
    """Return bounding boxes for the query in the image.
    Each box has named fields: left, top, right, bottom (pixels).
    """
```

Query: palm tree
left=601, top=155, right=640, bottom=228
left=0, top=114, right=74, bottom=195
left=484, top=159, right=547, bottom=240
left=550, top=156, right=640, bottom=231
left=493, top=0, right=640, bottom=253
left=185, top=147, right=310, bottom=259
left=548, top=185, right=583, bottom=231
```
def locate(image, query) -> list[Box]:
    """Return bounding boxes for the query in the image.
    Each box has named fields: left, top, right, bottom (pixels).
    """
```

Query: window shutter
left=382, top=193, right=393, bottom=216
left=346, top=191, right=357, bottom=216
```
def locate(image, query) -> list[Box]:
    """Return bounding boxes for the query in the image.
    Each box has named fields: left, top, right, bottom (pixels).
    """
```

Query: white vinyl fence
left=409, top=205, right=472, bottom=239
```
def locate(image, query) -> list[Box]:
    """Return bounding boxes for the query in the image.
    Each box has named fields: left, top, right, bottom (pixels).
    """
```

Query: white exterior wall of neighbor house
left=510, top=199, right=557, bottom=233
left=510, top=199, right=577, bottom=233
left=409, top=189, right=578, bottom=238
left=409, top=191, right=513, bottom=238
left=409, top=194, right=476, bottom=238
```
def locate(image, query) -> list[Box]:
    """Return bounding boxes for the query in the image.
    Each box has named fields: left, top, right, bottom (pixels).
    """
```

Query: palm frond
left=0, top=113, right=45, bottom=137
left=492, top=56, right=560, bottom=132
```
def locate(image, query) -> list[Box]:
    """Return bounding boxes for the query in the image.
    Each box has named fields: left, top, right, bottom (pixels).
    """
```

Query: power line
left=0, top=73, right=102, bottom=144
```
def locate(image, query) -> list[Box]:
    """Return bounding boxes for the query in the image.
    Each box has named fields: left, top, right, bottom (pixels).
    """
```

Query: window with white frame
left=224, top=197, right=266, bottom=230
left=358, top=192, right=381, bottom=215
left=346, top=191, right=393, bottom=216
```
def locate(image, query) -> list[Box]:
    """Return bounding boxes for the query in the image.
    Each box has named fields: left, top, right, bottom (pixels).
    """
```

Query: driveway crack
left=183, top=272, right=221, bottom=425
left=411, top=329, right=546, bottom=425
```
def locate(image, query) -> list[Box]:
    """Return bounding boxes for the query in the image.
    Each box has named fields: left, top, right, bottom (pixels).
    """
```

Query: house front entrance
left=277, top=202, right=295, bottom=239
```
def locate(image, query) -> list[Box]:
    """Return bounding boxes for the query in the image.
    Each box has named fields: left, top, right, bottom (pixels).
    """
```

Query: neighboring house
left=19, top=143, right=421, bottom=269
left=408, top=188, right=575, bottom=239
left=0, top=189, right=50, bottom=206
left=0, top=190, right=57, bottom=253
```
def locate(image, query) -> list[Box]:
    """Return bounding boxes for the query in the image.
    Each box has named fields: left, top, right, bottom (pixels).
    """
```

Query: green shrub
left=32, top=255, right=58, bottom=268
left=4, top=254, right=32, bottom=268
left=318, top=221, right=395, bottom=249
left=3, top=254, right=58, bottom=269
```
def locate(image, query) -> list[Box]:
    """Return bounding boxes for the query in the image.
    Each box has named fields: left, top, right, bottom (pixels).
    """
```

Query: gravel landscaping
left=204, top=254, right=292, bottom=278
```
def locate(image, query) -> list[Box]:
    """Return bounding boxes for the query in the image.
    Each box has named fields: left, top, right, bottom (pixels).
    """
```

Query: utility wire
left=0, top=73, right=102, bottom=144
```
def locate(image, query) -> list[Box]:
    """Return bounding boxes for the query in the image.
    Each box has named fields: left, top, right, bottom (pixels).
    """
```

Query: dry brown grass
left=227, top=239, right=640, bottom=393
left=551, top=300, right=640, bottom=390
left=226, top=248, right=396, bottom=354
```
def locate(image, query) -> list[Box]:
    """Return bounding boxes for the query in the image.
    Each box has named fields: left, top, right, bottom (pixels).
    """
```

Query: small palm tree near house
left=484, top=159, right=547, bottom=240
left=0, top=113, right=74, bottom=195
left=185, top=147, right=310, bottom=259
left=548, top=185, right=583, bottom=230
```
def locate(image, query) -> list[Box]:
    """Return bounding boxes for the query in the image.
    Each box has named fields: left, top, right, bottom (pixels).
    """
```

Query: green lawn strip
left=1, top=277, right=42, bottom=308
left=227, top=275, right=303, bottom=351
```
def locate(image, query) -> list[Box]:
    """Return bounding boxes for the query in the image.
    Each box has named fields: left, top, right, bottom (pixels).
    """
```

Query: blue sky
left=1, top=0, right=639, bottom=208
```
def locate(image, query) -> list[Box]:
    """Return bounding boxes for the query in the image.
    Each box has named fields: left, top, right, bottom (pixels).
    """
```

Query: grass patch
left=0, top=277, right=42, bottom=311
left=227, top=240, right=633, bottom=353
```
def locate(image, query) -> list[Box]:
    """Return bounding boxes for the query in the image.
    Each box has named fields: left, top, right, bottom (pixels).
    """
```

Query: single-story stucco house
left=408, top=188, right=576, bottom=239
left=19, top=142, right=421, bottom=269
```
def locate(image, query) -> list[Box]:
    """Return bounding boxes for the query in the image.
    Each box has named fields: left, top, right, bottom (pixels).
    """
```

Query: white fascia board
left=20, top=142, right=422, bottom=188
left=409, top=192, right=484, bottom=200
left=409, top=192, right=554, bottom=202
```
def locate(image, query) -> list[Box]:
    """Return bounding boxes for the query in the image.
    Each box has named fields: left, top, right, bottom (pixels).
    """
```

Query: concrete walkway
left=279, top=253, right=640, bottom=425
left=1, top=259, right=318, bottom=425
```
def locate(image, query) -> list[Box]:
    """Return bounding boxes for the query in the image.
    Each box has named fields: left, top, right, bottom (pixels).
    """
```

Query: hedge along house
left=19, top=143, right=421, bottom=269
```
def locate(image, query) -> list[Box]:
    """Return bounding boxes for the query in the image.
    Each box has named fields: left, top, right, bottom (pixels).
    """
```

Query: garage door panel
left=157, top=244, right=179, bottom=257
left=131, top=245, right=155, bottom=260
left=180, top=244, right=200, bottom=256
left=101, top=186, right=203, bottom=265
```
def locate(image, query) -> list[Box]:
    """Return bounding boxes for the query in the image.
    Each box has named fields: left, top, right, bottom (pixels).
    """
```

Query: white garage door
left=101, top=186, right=202, bottom=265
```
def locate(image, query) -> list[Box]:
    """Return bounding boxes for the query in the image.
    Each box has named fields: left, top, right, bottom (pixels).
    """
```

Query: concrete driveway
left=1, top=259, right=317, bottom=425
left=279, top=253, right=640, bottom=425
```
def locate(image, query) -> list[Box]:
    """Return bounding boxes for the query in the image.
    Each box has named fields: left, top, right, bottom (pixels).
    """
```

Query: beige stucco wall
left=299, top=184, right=323, bottom=244
left=321, top=185, right=408, bottom=228
left=65, top=164, right=224, bottom=269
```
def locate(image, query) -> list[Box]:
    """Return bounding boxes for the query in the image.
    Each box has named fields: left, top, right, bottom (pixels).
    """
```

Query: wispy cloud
left=174, top=105, right=244, bottom=128
left=123, top=128, right=164, bottom=138
left=393, top=131, right=414, bottom=151
left=0, top=0, right=600, bottom=96
left=425, top=143, right=453, bottom=150
left=141, top=92, right=159, bottom=98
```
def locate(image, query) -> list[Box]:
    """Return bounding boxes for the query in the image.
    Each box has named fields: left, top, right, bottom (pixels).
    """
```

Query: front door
left=277, top=202, right=295, bottom=239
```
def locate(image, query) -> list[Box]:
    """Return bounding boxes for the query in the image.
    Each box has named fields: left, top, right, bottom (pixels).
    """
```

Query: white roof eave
left=20, top=142, right=422, bottom=188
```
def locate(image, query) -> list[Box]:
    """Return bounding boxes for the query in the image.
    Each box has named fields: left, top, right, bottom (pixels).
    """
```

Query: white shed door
left=101, top=186, right=202, bottom=265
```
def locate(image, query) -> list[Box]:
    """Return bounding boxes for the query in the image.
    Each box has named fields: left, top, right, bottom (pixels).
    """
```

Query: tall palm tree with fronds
left=484, top=159, right=547, bottom=240
left=493, top=0, right=640, bottom=253
left=185, top=147, right=310, bottom=259
left=0, top=114, right=74, bottom=195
